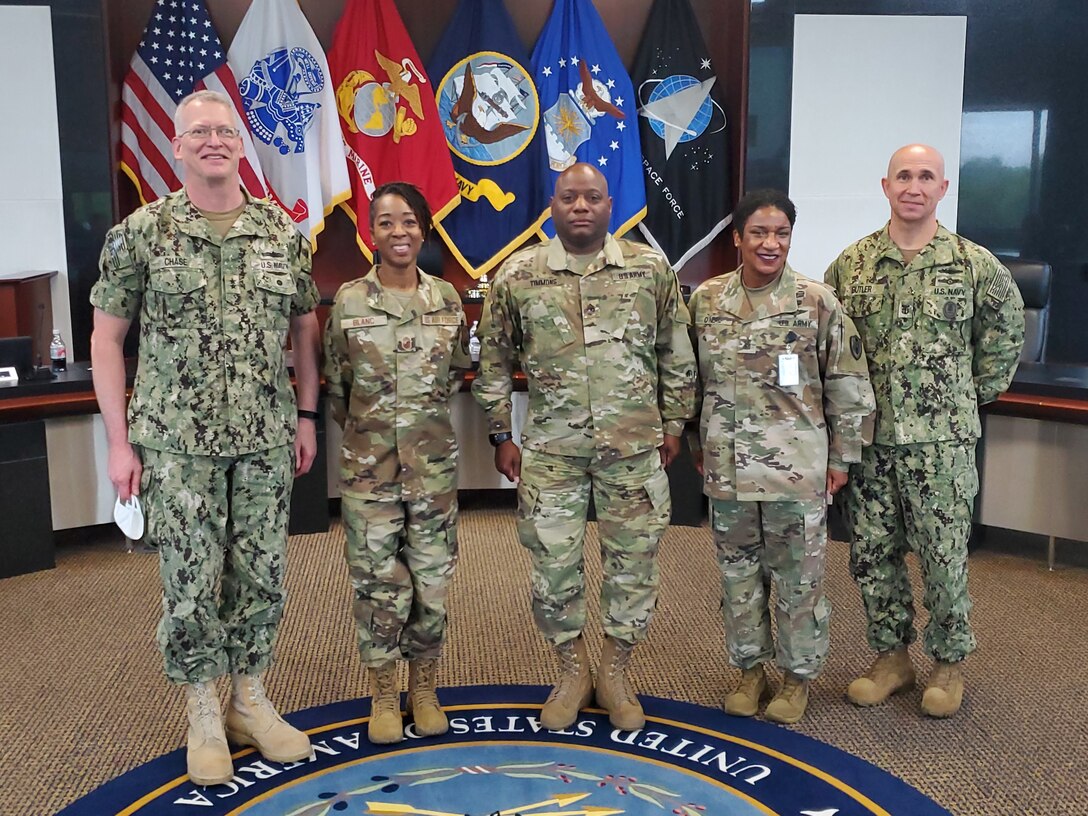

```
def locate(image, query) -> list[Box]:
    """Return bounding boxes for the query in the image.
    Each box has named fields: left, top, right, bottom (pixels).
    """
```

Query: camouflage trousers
left=139, top=445, right=293, bottom=684
left=517, top=447, right=672, bottom=647
left=341, top=490, right=459, bottom=667
left=842, top=441, right=978, bottom=662
left=710, top=498, right=831, bottom=679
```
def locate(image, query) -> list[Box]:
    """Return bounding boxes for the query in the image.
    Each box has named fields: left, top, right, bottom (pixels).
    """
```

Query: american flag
left=119, top=0, right=267, bottom=204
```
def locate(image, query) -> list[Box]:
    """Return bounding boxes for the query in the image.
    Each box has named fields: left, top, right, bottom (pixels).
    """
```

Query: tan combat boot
left=921, top=660, right=964, bottom=718
left=540, top=637, right=594, bottom=731
left=596, top=637, right=645, bottom=731
left=185, top=681, right=233, bottom=786
left=723, top=664, right=770, bottom=717
left=368, top=662, right=404, bottom=744
left=764, top=672, right=810, bottom=724
left=224, top=674, right=311, bottom=762
left=846, top=646, right=916, bottom=706
left=407, top=658, right=448, bottom=736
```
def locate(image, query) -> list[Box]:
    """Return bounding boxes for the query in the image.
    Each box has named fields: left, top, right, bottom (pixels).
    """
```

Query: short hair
left=173, top=90, right=236, bottom=133
left=369, top=181, right=434, bottom=240
left=733, top=189, right=797, bottom=234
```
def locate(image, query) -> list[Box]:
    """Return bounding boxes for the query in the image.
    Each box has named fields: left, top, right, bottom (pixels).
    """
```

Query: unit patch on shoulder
left=850, top=335, right=863, bottom=360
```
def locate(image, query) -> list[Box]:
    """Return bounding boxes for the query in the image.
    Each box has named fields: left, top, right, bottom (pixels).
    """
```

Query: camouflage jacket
left=825, top=224, right=1024, bottom=445
left=473, top=234, right=697, bottom=461
left=689, top=265, right=875, bottom=501
left=91, top=189, right=317, bottom=456
left=323, top=267, right=470, bottom=500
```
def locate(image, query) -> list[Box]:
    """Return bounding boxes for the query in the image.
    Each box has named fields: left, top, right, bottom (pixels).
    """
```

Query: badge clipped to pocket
left=778, top=353, right=800, bottom=387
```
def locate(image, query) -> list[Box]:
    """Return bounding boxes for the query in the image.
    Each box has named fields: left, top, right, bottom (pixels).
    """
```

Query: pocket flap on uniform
left=843, top=294, right=883, bottom=318
left=517, top=482, right=540, bottom=519
left=643, top=467, right=671, bottom=511
left=148, top=265, right=206, bottom=294
left=922, top=295, right=973, bottom=323
left=254, top=269, right=297, bottom=295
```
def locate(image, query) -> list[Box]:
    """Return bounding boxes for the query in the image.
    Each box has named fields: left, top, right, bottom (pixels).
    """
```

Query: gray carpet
left=1, top=500, right=1085, bottom=815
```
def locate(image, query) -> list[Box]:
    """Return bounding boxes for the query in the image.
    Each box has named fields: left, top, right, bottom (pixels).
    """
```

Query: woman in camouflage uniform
left=324, top=183, right=470, bottom=744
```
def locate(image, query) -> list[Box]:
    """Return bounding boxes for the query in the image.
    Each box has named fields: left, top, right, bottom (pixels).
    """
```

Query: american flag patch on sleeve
left=985, top=268, right=1013, bottom=306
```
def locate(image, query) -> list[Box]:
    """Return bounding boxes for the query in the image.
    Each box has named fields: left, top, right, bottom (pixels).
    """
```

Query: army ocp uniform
left=689, top=264, right=874, bottom=679
left=323, top=267, right=470, bottom=668
left=473, top=234, right=697, bottom=647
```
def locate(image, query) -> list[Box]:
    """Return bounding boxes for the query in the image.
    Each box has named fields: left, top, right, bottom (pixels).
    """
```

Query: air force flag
left=428, top=0, right=548, bottom=278
left=632, top=0, right=731, bottom=270
left=532, top=0, right=646, bottom=239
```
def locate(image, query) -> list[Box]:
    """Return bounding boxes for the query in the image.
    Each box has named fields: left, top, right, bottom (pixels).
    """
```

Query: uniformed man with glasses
left=90, top=90, right=320, bottom=786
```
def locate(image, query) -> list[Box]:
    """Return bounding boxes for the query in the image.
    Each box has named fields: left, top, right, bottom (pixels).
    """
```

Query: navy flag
left=428, top=0, right=548, bottom=278
left=532, top=0, right=646, bottom=239
left=632, top=0, right=731, bottom=270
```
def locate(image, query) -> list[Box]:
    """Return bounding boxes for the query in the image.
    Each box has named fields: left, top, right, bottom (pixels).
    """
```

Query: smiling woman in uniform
left=323, top=182, right=470, bottom=744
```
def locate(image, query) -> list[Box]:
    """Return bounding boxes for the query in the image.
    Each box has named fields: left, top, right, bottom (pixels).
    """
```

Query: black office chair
left=972, top=256, right=1052, bottom=550
left=997, top=256, right=1051, bottom=363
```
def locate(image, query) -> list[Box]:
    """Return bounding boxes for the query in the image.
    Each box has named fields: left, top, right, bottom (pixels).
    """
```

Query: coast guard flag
left=632, top=0, right=732, bottom=270
left=329, top=0, right=460, bottom=259
left=427, top=0, right=548, bottom=278
left=119, top=0, right=266, bottom=204
left=228, top=0, right=350, bottom=246
left=532, top=0, right=646, bottom=239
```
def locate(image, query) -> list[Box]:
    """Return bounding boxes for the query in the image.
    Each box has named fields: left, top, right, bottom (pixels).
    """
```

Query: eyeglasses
left=178, top=126, right=241, bottom=140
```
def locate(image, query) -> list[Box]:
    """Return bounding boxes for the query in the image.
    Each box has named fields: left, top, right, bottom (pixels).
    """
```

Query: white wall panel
left=788, top=15, right=966, bottom=279
left=0, top=7, right=71, bottom=344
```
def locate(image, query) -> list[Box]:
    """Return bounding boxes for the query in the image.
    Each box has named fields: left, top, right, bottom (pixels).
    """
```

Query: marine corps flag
left=532, top=0, right=646, bottom=239
left=632, top=0, right=731, bottom=270
left=427, top=0, right=548, bottom=278
left=228, top=0, right=350, bottom=246
left=329, top=0, right=460, bottom=258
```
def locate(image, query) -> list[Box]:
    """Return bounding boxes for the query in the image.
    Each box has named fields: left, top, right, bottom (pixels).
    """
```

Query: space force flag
left=228, top=0, right=350, bottom=246
left=427, top=0, right=548, bottom=278
left=119, top=0, right=266, bottom=204
left=532, top=0, right=646, bottom=239
left=632, top=0, right=731, bottom=270
left=329, top=0, right=460, bottom=258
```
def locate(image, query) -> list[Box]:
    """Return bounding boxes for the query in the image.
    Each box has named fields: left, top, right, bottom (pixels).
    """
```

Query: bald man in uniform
left=825, top=144, right=1024, bottom=717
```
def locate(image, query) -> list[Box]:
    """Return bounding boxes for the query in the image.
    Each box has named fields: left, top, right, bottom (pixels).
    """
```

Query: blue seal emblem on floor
left=58, top=685, right=949, bottom=815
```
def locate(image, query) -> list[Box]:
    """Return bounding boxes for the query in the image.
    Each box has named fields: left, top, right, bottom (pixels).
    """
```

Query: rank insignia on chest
left=897, top=301, right=914, bottom=320
left=396, top=334, right=419, bottom=353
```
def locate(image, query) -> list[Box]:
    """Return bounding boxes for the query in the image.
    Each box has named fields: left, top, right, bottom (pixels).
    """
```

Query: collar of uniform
left=360, top=264, right=448, bottom=320
left=543, top=232, right=624, bottom=274
left=719, top=263, right=799, bottom=320
left=171, top=187, right=268, bottom=243
left=874, top=221, right=956, bottom=268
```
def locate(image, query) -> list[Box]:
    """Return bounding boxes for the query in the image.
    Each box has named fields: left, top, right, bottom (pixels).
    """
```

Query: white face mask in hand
left=114, top=495, right=144, bottom=540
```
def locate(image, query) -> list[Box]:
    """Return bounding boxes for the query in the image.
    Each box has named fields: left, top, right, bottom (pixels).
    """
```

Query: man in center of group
left=473, top=163, right=697, bottom=731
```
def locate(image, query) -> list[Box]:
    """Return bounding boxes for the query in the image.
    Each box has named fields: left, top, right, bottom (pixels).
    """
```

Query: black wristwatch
left=297, top=409, right=320, bottom=421
left=488, top=431, right=513, bottom=447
